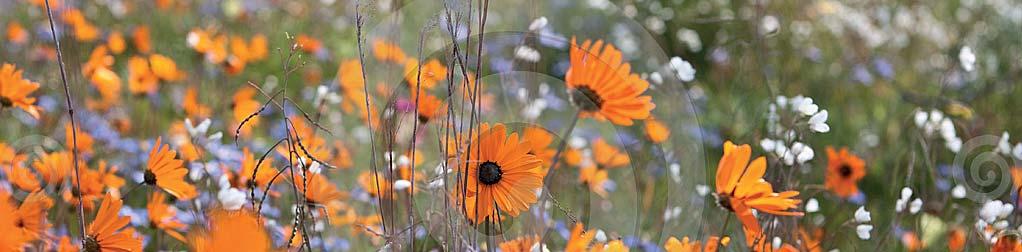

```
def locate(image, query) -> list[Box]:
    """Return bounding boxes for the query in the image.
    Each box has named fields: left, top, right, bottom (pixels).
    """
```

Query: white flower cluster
left=217, top=175, right=248, bottom=211
left=977, top=200, right=1015, bottom=243
left=959, top=46, right=976, bottom=72
left=668, top=56, right=696, bottom=82
left=894, top=187, right=923, bottom=214
left=854, top=206, right=873, bottom=240
left=996, top=132, right=1022, bottom=160
left=913, top=109, right=962, bottom=153
left=184, top=118, right=223, bottom=143
left=760, top=95, right=829, bottom=166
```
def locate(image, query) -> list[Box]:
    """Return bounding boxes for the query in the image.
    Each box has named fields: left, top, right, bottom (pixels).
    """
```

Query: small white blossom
left=760, top=15, right=780, bottom=35
left=394, top=180, right=412, bottom=190
left=856, top=224, right=873, bottom=240
left=909, top=198, right=923, bottom=214
left=218, top=187, right=247, bottom=211
left=514, top=46, right=541, bottom=62
left=528, top=17, right=548, bottom=31
left=809, top=110, right=830, bottom=133
left=854, top=206, right=872, bottom=223
left=806, top=198, right=820, bottom=213
left=669, top=56, right=696, bottom=82
left=951, top=185, right=967, bottom=199
left=959, top=46, right=976, bottom=72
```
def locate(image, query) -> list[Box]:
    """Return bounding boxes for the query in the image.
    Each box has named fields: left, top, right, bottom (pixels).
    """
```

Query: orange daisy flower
left=89, top=67, right=122, bottom=106
left=66, top=124, right=95, bottom=155
left=31, top=151, right=73, bottom=186
left=565, top=223, right=597, bottom=252
left=500, top=235, right=541, bottom=252
left=824, top=146, right=866, bottom=198
left=294, top=173, right=347, bottom=208
left=713, top=141, right=802, bottom=243
left=189, top=209, right=271, bottom=252
left=234, top=147, right=276, bottom=190
left=358, top=171, right=393, bottom=199
left=372, top=39, right=408, bottom=63
left=592, top=138, right=630, bottom=169
left=133, top=25, right=152, bottom=53
left=0, top=63, right=42, bottom=118
left=82, top=46, right=114, bottom=78
left=64, top=161, right=120, bottom=210
left=144, top=137, right=198, bottom=200
left=993, top=233, right=1022, bottom=252
left=0, top=189, right=28, bottom=250
left=565, top=38, right=655, bottom=126
left=578, top=164, right=611, bottom=198
left=13, top=191, right=53, bottom=243
left=295, top=34, right=323, bottom=53
left=455, top=123, right=546, bottom=224
left=6, top=163, right=40, bottom=192
left=84, top=193, right=143, bottom=252
left=147, top=192, right=187, bottom=242
left=664, top=236, right=726, bottom=252
left=404, top=59, right=448, bottom=90
left=6, top=22, right=28, bottom=44
left=523, top=126, right=556, bottom=169
left=183, top=86, right=211, bottom=119
left=149, top=54, right=186, bottom=81
left=644, top=117, right=670, bottom=143
left=128, top=56, right=159, bottom=95
left=231, top=87, right=262, bottom=137
left=107, top=31, right=126, bottom=54
left=948, top=227, right=966, bottom=252
left=414, top=90, right=446, bottom=123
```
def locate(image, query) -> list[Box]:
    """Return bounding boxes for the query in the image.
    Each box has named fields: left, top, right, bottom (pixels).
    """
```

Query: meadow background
left=1, top=0, right=1021, bottom=251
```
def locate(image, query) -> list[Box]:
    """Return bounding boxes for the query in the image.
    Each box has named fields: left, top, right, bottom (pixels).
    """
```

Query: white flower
left=514, top=46, right=541, bottom=62
left=797, top=99, right=819, bottom=116
left=946, top=137, right=962, bottom=153
left=809, top=110, right=830, bottom=133
left=669, top=56, right=696, bottom=82
left=1014, top=143, right=1022, bottom=160
left=939, top=119, right=957, bottom=140
left=185, top=118, right=212, bottom=138
left=760, top=15, right=780, bottom=35
left=854, top=206, right=871, bottom=223
left=909, top=198, right=923, bottom=214
left=951, top=185, right=967, bottom=199
left=959, top=46, right=976, bottom=72
left=980, top=200, right=1013, bottom=223
left=394, top=180, right=412, bottom=190
left=806, top=198, right=820, bottom=213
left=913, top=111, right=928, bottom=128
left=760, top=138, right=778, bottom=152
left=695, top=184, right=710, bottom=196
left=901, top=187, right=914, bottom=200
left=594, top=230, right=607, bottom=243
left=997, top=132, right=1012, bottom=155
left=528, top=17, right=548, bottom=31
left=218, top=187, right=247, bottom=211
left=856, top=224, right=873, bottom=240
left=772, top=237, right=782, bottom=249
left=791, top=142, right=815, bottom=164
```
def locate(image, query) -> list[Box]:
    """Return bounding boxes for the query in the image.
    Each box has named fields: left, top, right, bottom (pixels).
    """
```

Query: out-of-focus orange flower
left=565, top=223, right=597, bottom=252
left=295, top=34, right=322, bottom=53
left=234, top=147, right=276, bottom=190
left=1, top=63, right=43, bottom=118
left=231, top=87, right=261, bottom=137
left=31, top=151, right=72, bottom=186
left=372, top=39, right=408, bottom=63
left=948, top=227, right=966, bottom=252
left=579, top=165, right=610, bottom=198
left=183, top=86, right=211, bottom=119
left=82, top=46, right=115, bottom=78
left=500, top=235, right=540, bottom=252
left=993, top=233, right=1022, bottom=252
left=14, top=191, right=53, bottom=243
left=150, top=54, right=186, bottom=81
left=107, top=31, right=126, bottom=54
left=413, top=90, right=445, bottom=123
left=6, top=163, right=40, bottom=192
left=644, top=116, right=670, bottom=143
left=404, top=59, right=448, bottom=90
left=358, top=171, right=392, bottom=199
left=294, top=173, right=347, bottom=209
left=825, top=146, right=866, bottom=198
left=664, top=236, right=726, bottom=252
left=89, top=67, right=122, bottom=107
left=0, top=189, right=29, bottom=250
left=133, top=26, right=152, bottom=53
left=128, top=56, right=159, bottom=95
left=65, top=124, right=95, bottom=155
left=147, top=192, right=187, bottom=241
left=523, top=126, right=556, bottom=169
left=593, top=138, right=630, bottom=169
left=189, top=209, right=271, bottom=252
left=6, top=22, right=28, bottom=45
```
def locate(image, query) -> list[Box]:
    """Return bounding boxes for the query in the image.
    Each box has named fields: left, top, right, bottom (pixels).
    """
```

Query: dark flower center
left=84, top=236, right=101, bottom=252
left=569, top=86, right=603, bottom=112
left=144, top=170, right=157, bottom=185
left=0, top=97, right=12, bottom=107
left=478, top=161, right=503, bottom=185
left=838, top=164, right=853, bottom=178
left=714, top=193, right=734, bottom=212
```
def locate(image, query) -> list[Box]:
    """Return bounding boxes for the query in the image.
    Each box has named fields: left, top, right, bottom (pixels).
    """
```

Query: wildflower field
left=1, top=0, right=1021, bottom=251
